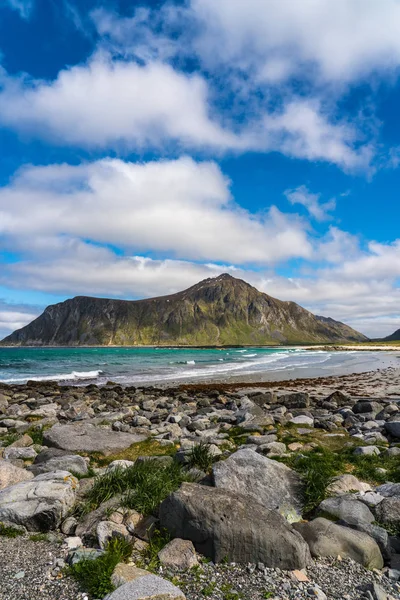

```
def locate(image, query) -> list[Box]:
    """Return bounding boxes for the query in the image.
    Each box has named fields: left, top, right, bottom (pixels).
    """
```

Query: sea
left=0, top=346, right=398, bottom=386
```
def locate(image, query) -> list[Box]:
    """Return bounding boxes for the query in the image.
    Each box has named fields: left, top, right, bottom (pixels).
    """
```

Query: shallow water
left=0, top=346, right=398, bottom=386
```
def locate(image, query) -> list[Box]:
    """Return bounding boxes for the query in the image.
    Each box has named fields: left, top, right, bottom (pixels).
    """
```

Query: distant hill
left=1, top=274, right=368, bottom=346
left=382, top=329, right=400, bottom=342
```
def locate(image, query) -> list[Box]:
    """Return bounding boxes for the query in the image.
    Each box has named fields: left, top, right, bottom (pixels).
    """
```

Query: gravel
left=0, top=535, right=83, bottom=600
left=1, top=535, right=399, bottom=600
left=157, top=557, right=400, bottom=600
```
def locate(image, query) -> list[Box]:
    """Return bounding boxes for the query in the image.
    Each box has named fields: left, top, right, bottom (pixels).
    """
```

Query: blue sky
left=0, top=0, right=400, bottom=338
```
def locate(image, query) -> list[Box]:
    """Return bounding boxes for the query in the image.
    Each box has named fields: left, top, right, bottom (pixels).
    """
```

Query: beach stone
left=317, top=496, right=374, bottom=525
left=8, top=434, right=33, bottom=448
left=339, top=521, right=391, bottom=562
left=279, top=392, right=310, bottom=409
left=111, top=564, right=150, bottom=588
left=236, top=397, right=274, bottom=426
left=246, top=434, right=277, bottom=445
left=360, top=582, right=395, bottom=600
left=294, top=517, right=383, bottom=569
left=107, top=460, right=135, bottom=472
left=3, top=446, right=37, bottom=460
left=353, top=445, right=381, bottom=456
left=359, top=492, right=385, bottom=507
left=212, top=448, right=303, bottom=519
left=158, top=538, right=198, bottom=569
left=289, top=415, right=314, bottom=426
left=384, top=419, right=400, bottom=439
left=376, top=483, right=400, bottom=497
left=105, top=575, right=186, bottom=600
left=0, top=461, right=34, bottom=490
left=75, top=496, right=123, bottom=544
left=61, top=516, right=77, bottom=535
left=327, top=474, right=371, bottom=495
left=43, top=422, right=147, bottom=455
left=257, top=441, right=287, bottom=456
left=325, top=391, right=351, bottom=406
left=375, top=498, right=400, bottom=528
left=386, top=447, right=400, bottom=457
left=29, top=454, right=88, bottom=477
left=353, top=401, right=383, bottom=416
left=159, top=482, right=311, bottom=568
left=97, top=520, right=131, bottom=549
left=0, top=394, right=9, bottom=413
left=0, top=471, right=78, bottom=531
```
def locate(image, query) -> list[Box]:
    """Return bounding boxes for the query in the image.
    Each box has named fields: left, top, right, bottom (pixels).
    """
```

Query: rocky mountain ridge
left=1, top=274, right=367, bottom=346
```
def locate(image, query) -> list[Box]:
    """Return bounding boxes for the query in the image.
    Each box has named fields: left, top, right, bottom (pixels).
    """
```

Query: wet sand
left=176, top=364, right=400, bottom=401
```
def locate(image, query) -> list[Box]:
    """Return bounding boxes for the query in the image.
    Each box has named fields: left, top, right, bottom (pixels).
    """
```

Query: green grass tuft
left=0, top=522, right=24, bottom=538
left=83, top=459, right=194, bottom=517
left=68, top=536, right=133, bottom=598
left=187, top=442, right=216, bottom=472
left=137, top=527, right=171, bottom=571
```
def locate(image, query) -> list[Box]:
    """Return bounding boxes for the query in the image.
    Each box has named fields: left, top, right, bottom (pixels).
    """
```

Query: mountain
left=1, top=274, right=367, bottom=346
left=382, top=329, right=400, bottom=341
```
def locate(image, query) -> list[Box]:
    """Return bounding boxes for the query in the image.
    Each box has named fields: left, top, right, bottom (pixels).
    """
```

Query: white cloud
left=0, top=156, right=312, bottom=264
left=0, top=55, right=237, bottom=150
left=3, top=0, right=33, bottom=19
left=0, top=301, right=38, bottom=338
left=191, top=0, right=400, bottom=83
left=285, top=185, right=336, bottom=221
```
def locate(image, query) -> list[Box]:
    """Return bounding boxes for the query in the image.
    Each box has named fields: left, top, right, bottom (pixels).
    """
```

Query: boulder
left=353, top=446, right=381, bottom=456
left=327, top=474, right=371, bottom=495
left=375, top=498, right=400, bottom=528
left=158, top=539, right=198, bottom=569
left=105, top=575, right=185, bottom=600
left=97, top=520, right=131, bottom=549
left=29, top=454, right=88, bottom=477
left=75, top=496, right=123, bottom=545
left=0, top=471, right=78, bottom=531
left=338, top=521, right=391, bottom=562
left=376, top=483, right=400, bottom=498
left=289, top=416, right=314, bottom=427
left=43, top=422, right=147, bottom=455
left=384, top=420, right=400, bottom=439
left=3, top=446, right=37, bottom=460
left=0, top=461, right=34, bottom=490
left=294, top=517, right=383, bottom=569
left=111, top=565, right=150, bottom=589
left=212, top=448, right=303, bottom=519
left=278, top=392, right=310, bottom=409
left=317, top=496, right=374, bottom=525
left=159, top=482, right=311, bottom=568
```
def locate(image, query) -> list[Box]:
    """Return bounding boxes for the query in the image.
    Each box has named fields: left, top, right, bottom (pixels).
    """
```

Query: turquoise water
left=0, top=346, right=395, bottom=385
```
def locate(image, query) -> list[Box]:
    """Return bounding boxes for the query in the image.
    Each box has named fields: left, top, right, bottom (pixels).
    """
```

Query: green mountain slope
left=382, top=329, right=400, bottom=341
left=1, top=274, right=368, bottom=346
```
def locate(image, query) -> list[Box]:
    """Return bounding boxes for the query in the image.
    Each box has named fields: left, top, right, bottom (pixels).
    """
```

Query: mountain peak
left=1, top=275, right=367, bottom=346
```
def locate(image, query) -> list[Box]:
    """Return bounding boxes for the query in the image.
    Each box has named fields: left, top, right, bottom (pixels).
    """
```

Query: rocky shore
left=0, top=367, right=400, bottom=600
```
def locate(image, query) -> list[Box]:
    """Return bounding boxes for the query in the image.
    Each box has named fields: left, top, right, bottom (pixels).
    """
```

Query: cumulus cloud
left=285, top=185, right=336, bottom=221
left=0, top=301, right=38, bottom=338
left=191, top=0, right=400, bottom=83
left=0, top=156, right=312, bottom=264
left=0, top=56, right=238, bottom=150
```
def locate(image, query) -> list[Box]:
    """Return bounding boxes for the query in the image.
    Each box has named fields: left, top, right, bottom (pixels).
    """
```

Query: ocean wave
left=0, top=370, right=103, bottom=383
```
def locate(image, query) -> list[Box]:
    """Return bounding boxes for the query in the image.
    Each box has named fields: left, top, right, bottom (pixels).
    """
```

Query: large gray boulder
left=0, top=471, right=78, bottom=531
left=384, top=419, right=400, bottom=439
left=43, top=422, right=146, bottom=455
left=0, top=460, right=34, bottom=490
left=317, top=496, right=375, bottom=525
left=159, top=482, right=311, bottom=568
left=376, top=483, right=400, bottom=498
left=29, top=454, right=89, bottom=477
left=212, top=448, right=303, bottom=520
left=105, top=575, right=185, bottom=600
left=294, top=517, right=383, bottom=569
left=375, top=498, right=400, bottom=528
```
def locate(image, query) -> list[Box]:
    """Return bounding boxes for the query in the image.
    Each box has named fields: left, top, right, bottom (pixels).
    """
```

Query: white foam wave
left=0, top=370, right=102, bottom=383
